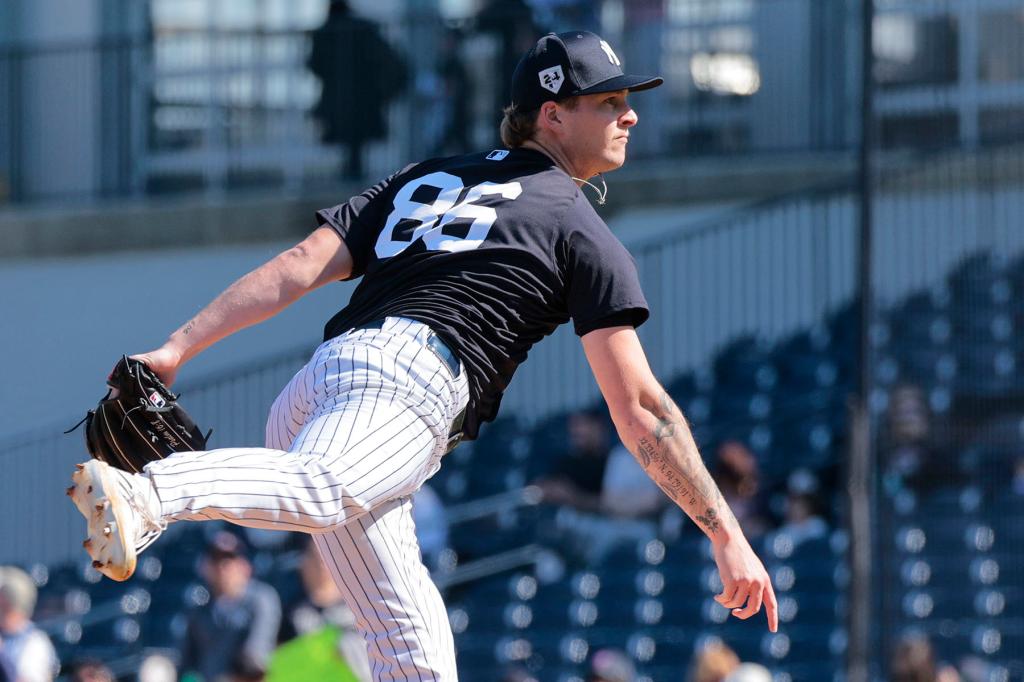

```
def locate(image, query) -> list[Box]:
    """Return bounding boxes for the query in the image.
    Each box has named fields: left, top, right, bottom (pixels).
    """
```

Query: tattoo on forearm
left=638, top=436, right=699, bottom=507
left=635, top=392, right=730, bottom=536
left=696, top=508, right=722, bottom=534
left=653, top=392, right=676, bottom=443
left=182, top=319, right=196, bottom=336
left=637, top=438, right=655, bottom=468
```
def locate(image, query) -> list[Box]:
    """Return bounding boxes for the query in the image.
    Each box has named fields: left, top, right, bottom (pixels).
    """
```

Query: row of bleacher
left=27, top=249, right=1024, bottom=680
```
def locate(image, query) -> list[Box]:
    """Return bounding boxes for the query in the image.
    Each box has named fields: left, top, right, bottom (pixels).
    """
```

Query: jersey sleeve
left=314, top=163, right=414, bottom=279
left=564, top=205, right=650, bottom=337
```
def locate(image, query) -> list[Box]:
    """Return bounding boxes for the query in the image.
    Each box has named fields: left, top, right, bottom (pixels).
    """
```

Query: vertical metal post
left=848, top=0, right=875, bottom=680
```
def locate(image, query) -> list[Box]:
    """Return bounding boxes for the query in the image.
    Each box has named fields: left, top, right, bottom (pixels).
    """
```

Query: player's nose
left=621, top=106, right=638, bottom=128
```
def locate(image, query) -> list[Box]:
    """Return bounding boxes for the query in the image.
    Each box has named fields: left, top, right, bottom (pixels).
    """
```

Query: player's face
left=561, top=90, right=637, bottom=178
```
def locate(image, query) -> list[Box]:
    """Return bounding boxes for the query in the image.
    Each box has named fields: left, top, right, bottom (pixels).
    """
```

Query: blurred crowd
left=2, top=389, right=1020, bottom=679
left=532, top=408, right=832, bottom=567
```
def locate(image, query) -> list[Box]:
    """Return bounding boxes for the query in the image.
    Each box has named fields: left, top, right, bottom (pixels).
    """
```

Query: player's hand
left=128, top=346, right=184, bottom=388
left=711, top=534, right=778, bottom=632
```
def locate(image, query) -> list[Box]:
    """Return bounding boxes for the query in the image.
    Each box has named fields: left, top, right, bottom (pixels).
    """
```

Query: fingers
left=715, top=580, right=750, bottom=609
left=732, top=584, right=763, bottom=621
left=718, top=577, right=778, bottom=632
left=764, top=582, right=779, bottom=633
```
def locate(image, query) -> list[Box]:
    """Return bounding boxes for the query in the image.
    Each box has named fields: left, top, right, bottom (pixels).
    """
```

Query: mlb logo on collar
left=486, top=150, right=509, bottom=161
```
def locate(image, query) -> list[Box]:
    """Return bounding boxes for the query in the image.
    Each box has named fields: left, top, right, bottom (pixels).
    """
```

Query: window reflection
left=873, top=13, right=958, bottom=88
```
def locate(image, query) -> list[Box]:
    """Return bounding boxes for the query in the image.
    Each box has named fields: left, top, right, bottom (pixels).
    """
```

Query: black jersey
left=316, top=147, right=649, bottom=440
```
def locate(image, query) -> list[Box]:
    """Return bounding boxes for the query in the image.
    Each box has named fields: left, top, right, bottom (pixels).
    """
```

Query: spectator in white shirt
left=0, top=566, right=59, bottom=682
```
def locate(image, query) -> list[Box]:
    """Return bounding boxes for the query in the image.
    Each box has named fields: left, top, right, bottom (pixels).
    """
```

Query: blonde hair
left=499, top=105, right=538, bottom=148
left=689, top=641, right=740, bottom=682
left=499, top=98, right=579, bottom=148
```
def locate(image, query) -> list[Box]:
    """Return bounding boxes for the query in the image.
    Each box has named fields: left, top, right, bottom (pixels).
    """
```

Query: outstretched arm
left=582, top=325, right=778, bottom=631
left=134, top=226, right=353, bottom=386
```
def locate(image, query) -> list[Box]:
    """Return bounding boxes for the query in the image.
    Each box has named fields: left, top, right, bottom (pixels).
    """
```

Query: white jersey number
left=375, top=171, right=523, bottom=259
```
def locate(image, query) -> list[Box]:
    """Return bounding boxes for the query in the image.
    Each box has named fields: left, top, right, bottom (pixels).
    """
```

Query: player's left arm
left=581, top=325, right=778, bottom=631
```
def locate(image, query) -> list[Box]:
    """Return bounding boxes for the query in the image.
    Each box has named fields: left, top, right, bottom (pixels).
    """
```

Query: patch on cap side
left=538, top=65, right=564, bottom=94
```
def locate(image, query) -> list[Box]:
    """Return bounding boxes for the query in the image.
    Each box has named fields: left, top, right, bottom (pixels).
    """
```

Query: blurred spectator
left=882, top=384, right=957, bottom=494
left=308, top=0, right=409, bottom=180
left=0, top=566, right=58, bottom=682
left=413, top=484, right=449, bottom=572
left=723, top=663, right=772, bottom=682
left=476, top=0, right=542, bottom=136
left=272, top=539, right=370, bottom=682
left=601, top=442, right=667, bottom=519
left=430, top=27, right=473, bottom=157
left=587, top=648, right=636, bottom=682
left=687, top=640, right=740, bottom=682
left=534, top=409, right=613, bottom=513
left=713, top=441, right=772, bottom=540
left=70, top=660, right=113, bottom=682
left=534, top=409, right=664, bottom=563
left=764, top=470, right=828, bottom=552
left=890, top=634, right=961, bottom=682
left=0, top=646, right=14, bottom=682
left=138, top=654, right=177, bottom=682
left=179, top=532, right=281, bottom=682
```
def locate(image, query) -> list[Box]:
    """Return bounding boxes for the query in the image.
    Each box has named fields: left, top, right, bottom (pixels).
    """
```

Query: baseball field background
left=2, top=1, right=1023, bottom=680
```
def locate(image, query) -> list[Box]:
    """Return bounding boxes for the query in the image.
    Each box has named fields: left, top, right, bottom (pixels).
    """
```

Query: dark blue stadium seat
left=712, top=335, right=777, bottom=392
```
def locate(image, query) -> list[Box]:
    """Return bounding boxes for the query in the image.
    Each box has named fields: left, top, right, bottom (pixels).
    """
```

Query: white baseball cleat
left=66, top=460, right=165, bottom=581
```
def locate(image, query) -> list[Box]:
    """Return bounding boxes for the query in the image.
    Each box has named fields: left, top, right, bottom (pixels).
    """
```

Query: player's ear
left=539, top=101, right=562, bottom=129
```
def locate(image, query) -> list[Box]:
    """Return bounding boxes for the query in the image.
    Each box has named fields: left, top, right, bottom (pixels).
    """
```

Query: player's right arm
left=134, top=226, right=353, bottom=386
left=582, top=325, right=778, bottom=632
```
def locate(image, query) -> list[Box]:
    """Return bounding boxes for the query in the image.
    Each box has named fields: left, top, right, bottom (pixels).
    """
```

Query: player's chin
left=602, top=155, right=627, bottom=173
left=601, top=148, right=628, bottom=171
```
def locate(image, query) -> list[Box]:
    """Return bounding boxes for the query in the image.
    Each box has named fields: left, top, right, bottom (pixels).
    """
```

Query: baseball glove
left=68, top=356, right=210, bottom=472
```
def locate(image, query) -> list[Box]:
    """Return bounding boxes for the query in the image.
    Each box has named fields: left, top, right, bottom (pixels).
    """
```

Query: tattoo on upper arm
left=183, top=319, right=196, bottom=336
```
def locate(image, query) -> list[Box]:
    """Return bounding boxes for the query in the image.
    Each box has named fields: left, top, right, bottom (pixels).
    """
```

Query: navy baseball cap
left=511, top=31, right=663, bottom=111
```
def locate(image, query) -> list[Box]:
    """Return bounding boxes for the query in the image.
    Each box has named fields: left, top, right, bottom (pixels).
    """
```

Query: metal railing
left=1, top=0, right=860, bottom=205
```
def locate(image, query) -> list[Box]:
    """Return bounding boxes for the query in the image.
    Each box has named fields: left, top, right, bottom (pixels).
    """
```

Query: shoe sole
left=67, top=460, right=136, bottom=581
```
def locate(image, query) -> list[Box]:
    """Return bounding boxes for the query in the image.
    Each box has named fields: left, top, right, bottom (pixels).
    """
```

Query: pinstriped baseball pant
left=145, top=317, right=470, bottom=681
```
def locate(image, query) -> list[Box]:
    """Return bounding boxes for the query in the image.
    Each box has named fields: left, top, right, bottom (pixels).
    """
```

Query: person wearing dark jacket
left=308, top=0, right=410, bottom=179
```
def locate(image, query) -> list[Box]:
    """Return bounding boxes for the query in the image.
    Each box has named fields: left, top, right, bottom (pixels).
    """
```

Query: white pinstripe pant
left=145, top=317, right=469, bottom=681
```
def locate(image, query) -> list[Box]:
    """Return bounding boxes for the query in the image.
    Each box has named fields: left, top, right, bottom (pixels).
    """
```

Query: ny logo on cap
left=599, top=40, right=621, bottom=66
left=538, top=65, right=564, bottom=94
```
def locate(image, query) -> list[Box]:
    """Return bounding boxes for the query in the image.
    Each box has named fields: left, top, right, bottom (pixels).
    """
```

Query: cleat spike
left=75, top=463, right=85, bottom=471
left=87, top=486, right=93, bottom=494
left=92, top=560, right=102, bottom=569
left=95, top=499, right=109, bottom=512
left=83, top=539, right=92, bottom=549
left=103, top=526, right=112, bottom=536
left=66, top=485, right=76, bottom=497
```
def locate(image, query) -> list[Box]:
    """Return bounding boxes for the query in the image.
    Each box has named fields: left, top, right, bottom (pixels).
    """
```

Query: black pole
left=858, top=0, right=875, bottom=398
left=848, top=0, right=875, bottom=680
